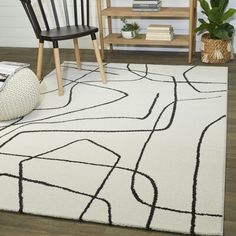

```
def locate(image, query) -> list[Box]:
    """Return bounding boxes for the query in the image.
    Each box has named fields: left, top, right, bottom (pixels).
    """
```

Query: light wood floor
left=0, top=48, right=235, bottom=236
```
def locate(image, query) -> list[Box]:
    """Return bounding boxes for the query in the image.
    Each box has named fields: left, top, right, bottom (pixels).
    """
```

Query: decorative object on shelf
left=121, top=17, right=140, bottom=39
left=146, top=24, right=174, bottom=40
left=132, top=0, right=162, bottom=11
left=195, top=0, right=236, bottom=64
left=0, top=63, right=40, bottom=121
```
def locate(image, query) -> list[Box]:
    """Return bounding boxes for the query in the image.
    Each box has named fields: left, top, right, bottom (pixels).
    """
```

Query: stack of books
left=132, top=0, right=162, bottom=12
left=146, top=24, right=174, bottom=40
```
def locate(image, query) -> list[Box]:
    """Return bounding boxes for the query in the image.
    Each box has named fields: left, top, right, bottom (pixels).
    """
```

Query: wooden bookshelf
left=96, top=0, right=197, bottom=63
left=102, top=7, right=190, bottom=18
left=104, top=34, right=189, bottom=46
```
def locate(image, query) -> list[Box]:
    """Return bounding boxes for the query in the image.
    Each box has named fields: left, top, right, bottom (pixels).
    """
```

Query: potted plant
left=195, top=0, right=236, bottom=63
left=121, top=17, right=140, bottom=39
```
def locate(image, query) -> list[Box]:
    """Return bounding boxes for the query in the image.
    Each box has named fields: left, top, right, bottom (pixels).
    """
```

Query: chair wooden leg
left=36, top=41, right=44, bottom=80
left=73, top=38, right=81, bottom=70
left=92, top=39, right=107, bottom=84
left=53, top=48, right=64, bottom=96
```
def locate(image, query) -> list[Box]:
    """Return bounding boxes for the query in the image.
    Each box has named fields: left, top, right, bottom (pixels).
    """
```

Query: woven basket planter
left=201, top=33, right=233, bottom=64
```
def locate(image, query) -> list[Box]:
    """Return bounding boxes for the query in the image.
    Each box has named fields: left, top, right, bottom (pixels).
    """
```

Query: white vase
left=121, top=30, right=135, bottom=39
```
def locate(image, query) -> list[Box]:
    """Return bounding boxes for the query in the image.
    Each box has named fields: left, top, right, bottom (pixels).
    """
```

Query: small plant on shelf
left=120, top=17, right=140, bottom=39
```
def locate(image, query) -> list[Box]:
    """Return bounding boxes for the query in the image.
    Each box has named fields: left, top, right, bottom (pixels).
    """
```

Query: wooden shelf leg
left=97, top=0, right=105, bottom=60
left=188, top=0, right=196, bottom=63
left=192, top=0, right=197, bottom=56
left=106, top=0, right=113, bottom=52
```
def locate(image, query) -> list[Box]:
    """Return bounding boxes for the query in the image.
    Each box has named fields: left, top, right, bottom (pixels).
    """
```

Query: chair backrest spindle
left=80, top=0, right=84, bottom=25
left=74, top=0, right=78, bottom=26
left=86, top=0, right=89, bottom=26
left=38, top=0, right=50, bottom=30
left=50, top=0, right=60, bottom=28
left=20, top=0, right=41, bottom=38
left=63, top=0, right=70, bottom=26
left=20, top=0, right=92, bottom=37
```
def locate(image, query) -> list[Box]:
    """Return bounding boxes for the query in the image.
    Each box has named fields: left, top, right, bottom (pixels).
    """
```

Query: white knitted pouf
left=0, top=68, right=40, bottom=121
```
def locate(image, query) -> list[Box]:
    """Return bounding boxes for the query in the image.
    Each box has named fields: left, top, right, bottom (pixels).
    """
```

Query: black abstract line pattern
left=190, top=115, right=226, bottom=235
left=0, top=63, right=227, bottom=236
left=0, top=150, right=222, bottom=218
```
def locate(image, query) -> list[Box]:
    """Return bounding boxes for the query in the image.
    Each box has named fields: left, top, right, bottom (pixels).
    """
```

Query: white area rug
left=0, top=62, right=228, bottom=236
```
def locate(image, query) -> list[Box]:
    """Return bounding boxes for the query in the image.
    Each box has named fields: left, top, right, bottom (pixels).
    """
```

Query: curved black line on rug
left=42, top=62, right=122, bottom=95
left=36, top=155, right=222, bottom=219
left=0, top=117, right=24, bottom=132
left=40, top=64, right=106, bottom=95
left=0, top=97, right=218, bottom=149
left=0, top=93, right=223, bottom=147
left=190, top=115, right=226, bottom=235
left=0, top=65, right=224, bottom=130
left=0, top=173, right=112, bottom=223
left=130, top=73, right=178, bottom=230
left=0, top=91, right=159, bottom=141
left=0, top=95, right=222, bottom=140
left=127, top=63, right=149, bottom=81
left=0, top=82, right=161, bottom=138
left=36, top=65, right=113, bottom=110
left=0, top=149, right=222, bottom=219
left=0, top=94, right=224, bottom=152
left=125, top=65, right=226, bottom=85
left=17, top=138, right=121, bottom=224
left=183, top=66, right=226, bottom=93
left=24, top=138, right=121, bottom=223
left=5, top=84, right=128, bottom=127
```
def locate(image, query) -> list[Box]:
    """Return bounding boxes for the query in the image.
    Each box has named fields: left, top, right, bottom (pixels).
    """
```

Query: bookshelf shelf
left=104, top=34, right=189, bottom=46
left=102, top=7, right=190, bottom=18
left=96, top=0, right=197, bottom=63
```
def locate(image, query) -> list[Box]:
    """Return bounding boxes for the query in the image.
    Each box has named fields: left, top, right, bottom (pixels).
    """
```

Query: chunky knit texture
left=0, top=68, right=40, bottom=121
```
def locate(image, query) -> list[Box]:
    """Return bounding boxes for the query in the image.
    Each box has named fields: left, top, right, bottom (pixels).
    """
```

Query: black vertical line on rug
left=190, top=115, right=226, bottom=235
left=18, top=156, right=33, bottom=213
left=18, top=162, right=24, bottom=213
left=131, top=72, right=178, bottom=230
left=77, top=144, right=121, bottom=224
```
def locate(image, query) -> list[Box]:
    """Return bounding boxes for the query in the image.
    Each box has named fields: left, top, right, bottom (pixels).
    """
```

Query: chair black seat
left=40, top=25, right=98, bottom=41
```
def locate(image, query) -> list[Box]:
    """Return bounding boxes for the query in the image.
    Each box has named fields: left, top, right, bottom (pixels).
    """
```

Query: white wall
left=0, top=0, right=235, bottom=52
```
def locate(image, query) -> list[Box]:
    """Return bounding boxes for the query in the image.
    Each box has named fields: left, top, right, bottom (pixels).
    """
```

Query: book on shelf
left=146, top=35, right=174, bottom=40
left=146, top=24, right=174, bottom=41
left=132, top=0, right=162, bottom=11
left=147, top=24, right=172, bottom=30
left=133, top=0, right=160, bottom=3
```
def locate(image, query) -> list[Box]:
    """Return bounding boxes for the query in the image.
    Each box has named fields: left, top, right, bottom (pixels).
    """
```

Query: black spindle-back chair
left=20, top=0, right=106, bottom=96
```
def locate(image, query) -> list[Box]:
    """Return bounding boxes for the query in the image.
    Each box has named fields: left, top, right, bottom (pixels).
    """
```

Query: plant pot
left=201, top=33, right=233, bottom=64
left=121, top=30, right=136, bottom=39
